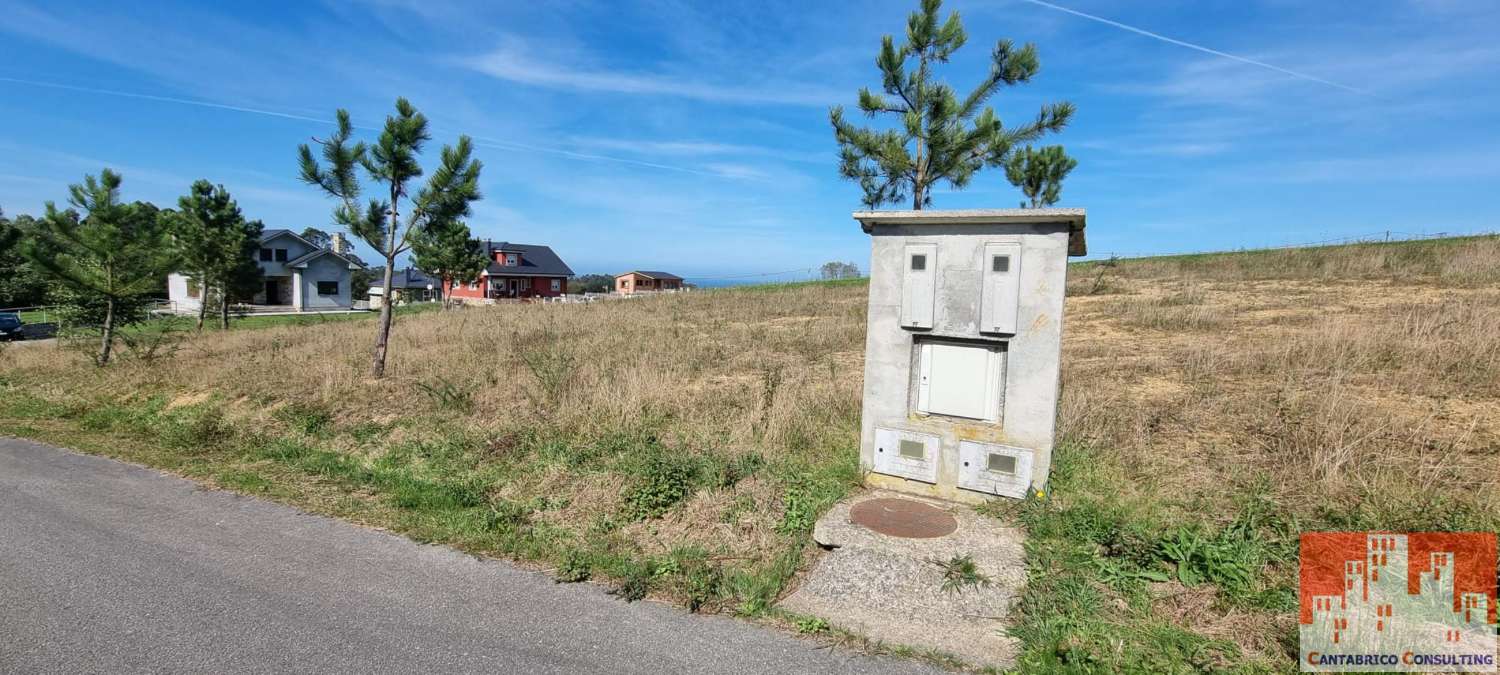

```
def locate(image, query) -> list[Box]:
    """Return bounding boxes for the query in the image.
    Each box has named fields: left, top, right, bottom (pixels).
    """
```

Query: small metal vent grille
left=987, top=453, right=1017, bottom=475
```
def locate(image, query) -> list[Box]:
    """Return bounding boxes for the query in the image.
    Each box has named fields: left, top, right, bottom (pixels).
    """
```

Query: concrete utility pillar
left=292, top=271, right=304, bottom=311
left=853, top=209, right=1087, bottom=504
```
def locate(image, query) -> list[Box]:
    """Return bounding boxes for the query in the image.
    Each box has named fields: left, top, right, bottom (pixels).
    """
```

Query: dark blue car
left=0, top=312, right=23, bottom=340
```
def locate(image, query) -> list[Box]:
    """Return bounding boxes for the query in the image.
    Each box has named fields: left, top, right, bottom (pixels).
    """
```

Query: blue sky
left=1, top=0, right=1497, bottom=281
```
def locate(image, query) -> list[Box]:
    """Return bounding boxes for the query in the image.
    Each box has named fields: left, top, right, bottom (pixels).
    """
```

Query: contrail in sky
left=0, top=76, right=333, bottom=124
left=0, top=76, right=727, bottom=178
left=1015, top=0, right=1366, bottom=94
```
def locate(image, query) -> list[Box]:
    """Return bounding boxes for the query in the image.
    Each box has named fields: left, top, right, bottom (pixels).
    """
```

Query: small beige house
left=614, top=271, right=684, bottom=295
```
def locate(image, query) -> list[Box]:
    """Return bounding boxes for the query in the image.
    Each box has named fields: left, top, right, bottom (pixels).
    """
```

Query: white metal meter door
left=872, top=427, right=940, bottom=483
left=957, top=441, right=1034, bottom=498
left=981, top=242, right=1021, bottom=335
left=916, top=342, right=1003, bottom=422
left=900, top=243, right=937, bottom=329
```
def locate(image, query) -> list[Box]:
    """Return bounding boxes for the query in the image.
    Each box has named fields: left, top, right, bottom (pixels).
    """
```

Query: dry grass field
left=3, top=235, right=1498, bottom=673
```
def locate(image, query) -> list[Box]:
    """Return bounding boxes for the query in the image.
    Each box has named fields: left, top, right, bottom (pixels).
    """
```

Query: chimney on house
left=330, top=232, right=345, bottom=253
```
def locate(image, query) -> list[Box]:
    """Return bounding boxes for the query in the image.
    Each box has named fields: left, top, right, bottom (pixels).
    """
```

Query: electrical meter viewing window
left=982, top=242, right=1021, bottom=335
left=901, top=243, right=936, bottom=329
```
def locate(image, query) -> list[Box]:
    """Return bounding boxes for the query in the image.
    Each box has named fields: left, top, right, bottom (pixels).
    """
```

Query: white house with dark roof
left=166, top=229, right=364, bottom=313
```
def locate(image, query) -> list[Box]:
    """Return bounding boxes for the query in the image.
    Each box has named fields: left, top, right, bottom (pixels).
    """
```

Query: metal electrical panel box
left=900, top=243, right=937, bottom=329
left=916, top=341, right=1003, bottom=422
left=957, top=441, right=1034, bottom=498
left=981, top=242, right=1022, bottom=335
left=872, top=427, right=939, bottom=483
left=854, top=209, right=1086, bottom=505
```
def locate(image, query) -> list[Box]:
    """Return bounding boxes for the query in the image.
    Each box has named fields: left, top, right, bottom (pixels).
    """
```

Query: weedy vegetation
left=4, top=235, right=1499, bottom=673
left=932, top=553, right=991, bottom=593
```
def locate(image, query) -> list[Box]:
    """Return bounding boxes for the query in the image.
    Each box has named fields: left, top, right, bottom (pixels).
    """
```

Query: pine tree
left=23, top=170, right=176, bottom=365
left=410, top=218, right=487, bottom=309
left=299, top=99, right=482, bottom=378
left=0, top=209, right=44, bottom=308
left=168, top=181, right=264, bottom=330
left=1004, top=145, right=1077, bottom=208
left=219, top=219, right=266, bottom=329
left=0, top=212, right=53, bottom=309
left=831, top=0, right=1074, bottom=209
left=0, top=208, right=18, bottom=254
left=299, top=227, right=331, bottom=250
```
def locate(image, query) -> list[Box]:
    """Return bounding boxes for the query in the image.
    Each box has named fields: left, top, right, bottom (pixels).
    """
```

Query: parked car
left=0, top=312, right=23, bottom=341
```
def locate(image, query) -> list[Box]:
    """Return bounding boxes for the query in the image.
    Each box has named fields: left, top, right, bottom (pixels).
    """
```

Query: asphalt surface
left=0, top=437, right=938, bottom=674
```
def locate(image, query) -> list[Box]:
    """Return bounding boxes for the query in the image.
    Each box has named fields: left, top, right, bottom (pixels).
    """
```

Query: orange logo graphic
left=1300, top=532, right=1497, bottom=672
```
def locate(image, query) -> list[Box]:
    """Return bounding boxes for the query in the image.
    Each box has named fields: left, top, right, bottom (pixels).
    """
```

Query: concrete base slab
left=779, top=490, right=1025, bottom=667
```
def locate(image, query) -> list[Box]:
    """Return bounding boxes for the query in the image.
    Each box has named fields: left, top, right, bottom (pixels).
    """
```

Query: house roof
left=481, top=241, right=574, bottom=277
left=617, top=270, right=683, bottom=281
left=285, top=247, right=364, bottom=269
left=851, top=208, right=1088, bottom=256
left=261, top=228, right=365, bottom=268
left=369, top=267, right=438, bottom=290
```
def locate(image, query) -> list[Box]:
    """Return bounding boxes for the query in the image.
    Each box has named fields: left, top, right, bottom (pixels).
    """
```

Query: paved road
left=0, top=438, right=936, bottom=674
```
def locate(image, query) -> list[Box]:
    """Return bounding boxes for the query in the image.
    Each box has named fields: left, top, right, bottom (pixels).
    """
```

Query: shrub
left=610, top=559, right=653, bottom=602
left=555, top=550, right=592, bottom=583
left=623, top=453, right=698, bottom=520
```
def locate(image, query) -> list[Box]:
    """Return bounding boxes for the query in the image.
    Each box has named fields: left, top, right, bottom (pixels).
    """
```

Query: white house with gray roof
left=166, top=229, right=364, bottom=313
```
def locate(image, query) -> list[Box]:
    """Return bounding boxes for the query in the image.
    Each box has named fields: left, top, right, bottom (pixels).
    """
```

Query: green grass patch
left=1001, top=441, right=1298, bottom=673
left=216, top=468, right=274, bottom=493
left=0, top=386, right=845, bottom=628
left=216, top=303, right=439, bottom=331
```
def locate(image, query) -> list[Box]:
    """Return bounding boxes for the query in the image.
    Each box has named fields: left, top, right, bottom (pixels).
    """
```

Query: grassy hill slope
left=3, top=234, right=1497, bottom=673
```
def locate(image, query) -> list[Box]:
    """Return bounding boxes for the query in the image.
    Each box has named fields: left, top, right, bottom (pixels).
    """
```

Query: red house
left=443, top=241, right=574, bottom=303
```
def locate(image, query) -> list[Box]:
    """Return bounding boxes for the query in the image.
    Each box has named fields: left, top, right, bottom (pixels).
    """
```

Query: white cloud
left=701, top=163, right=771, bottom=181
left=1075, top=137, right=1232, bottom=158
left=564, top=136, right=827, bottom=164
left=463, top=41, right=839, bottom=106
left=569, top=138, right=754, bottom=156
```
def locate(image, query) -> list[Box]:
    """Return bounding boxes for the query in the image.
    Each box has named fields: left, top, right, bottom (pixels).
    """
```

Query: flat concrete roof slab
left=852, top=208, right=1088, bottom=255
left=778, top=490, right=1026, bottom=668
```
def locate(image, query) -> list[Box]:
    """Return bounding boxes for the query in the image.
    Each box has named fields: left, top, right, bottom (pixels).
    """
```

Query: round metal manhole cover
left=849, top=498, right=958, bottom=538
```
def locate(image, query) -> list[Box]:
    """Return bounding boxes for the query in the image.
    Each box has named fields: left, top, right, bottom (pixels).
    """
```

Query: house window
left=316, top=281, right=339, bottom=295
left=910, top=254, right=926, bottom=271
left=505, top=253, right=518, bottom=266
left=551, top=279, right=561, bottom=292
left=186, top=278, right=201, bottom=298
left=259, top=248, right=273, bottom=262
left=520, top=278, right=531, bottom=290
left=469, top=280, right=478, bottom=290
left=274, top=249, right=288, bottom=262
